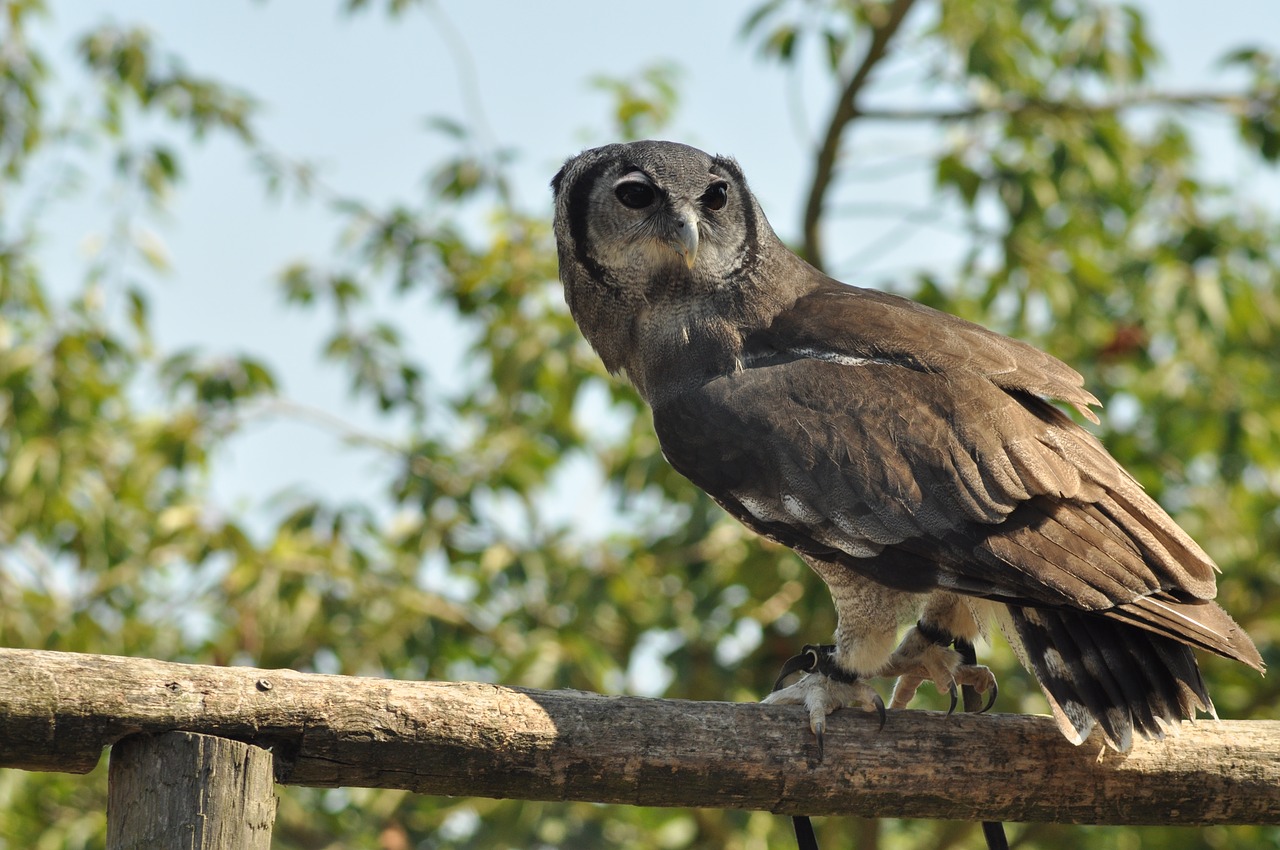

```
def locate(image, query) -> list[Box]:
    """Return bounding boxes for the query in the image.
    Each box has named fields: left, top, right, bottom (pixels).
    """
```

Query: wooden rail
left=3, top=648, right=1278, bottom=847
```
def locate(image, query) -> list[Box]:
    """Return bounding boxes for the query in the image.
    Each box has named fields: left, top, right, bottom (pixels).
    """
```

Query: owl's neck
left=623, top=301, right=744, bottom=405
left=572, top=238, right=817, bottom=406
left=624, top=271, right=807, bottom=406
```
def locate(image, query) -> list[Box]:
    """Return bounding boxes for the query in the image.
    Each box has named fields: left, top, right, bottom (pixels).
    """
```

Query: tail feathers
left=1107, top=595, right=1265, bottom=672
left=1006, top=605, right=1215, bottom=751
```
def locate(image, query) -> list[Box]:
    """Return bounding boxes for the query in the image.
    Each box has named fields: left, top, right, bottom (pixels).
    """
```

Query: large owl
left=550, top=139, right=1263, bottom=753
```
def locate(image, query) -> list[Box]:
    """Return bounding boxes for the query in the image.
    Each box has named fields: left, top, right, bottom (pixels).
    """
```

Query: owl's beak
left=668, top=212, right=699, bottom=269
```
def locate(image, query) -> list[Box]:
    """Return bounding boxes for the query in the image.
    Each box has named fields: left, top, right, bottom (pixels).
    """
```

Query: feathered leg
left=763, top=567, right=921, bottom=755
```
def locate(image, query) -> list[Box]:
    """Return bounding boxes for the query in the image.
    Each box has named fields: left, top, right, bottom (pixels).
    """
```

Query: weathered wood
left=107, top=732, right=276, bottom=850
left=2, top=647, right=1277, bottom=825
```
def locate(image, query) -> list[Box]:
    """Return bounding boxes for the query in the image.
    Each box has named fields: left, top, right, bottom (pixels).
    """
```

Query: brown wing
left=662, top=361, right=1173, bottom=598
left=653, top=293, right=1261, bottom=670
left=755, top=279, right=1102, bottom=422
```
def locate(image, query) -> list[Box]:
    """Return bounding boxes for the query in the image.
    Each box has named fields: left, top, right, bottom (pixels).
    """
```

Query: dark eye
left=702, top=182, right=728, bottom=211
left=615, top=181, right=656, bottom=209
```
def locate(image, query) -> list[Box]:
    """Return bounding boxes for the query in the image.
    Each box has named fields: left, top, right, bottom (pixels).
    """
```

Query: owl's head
left=551, top=141, right=784, bottom=381
left=552, top=140, right=762, bottom=282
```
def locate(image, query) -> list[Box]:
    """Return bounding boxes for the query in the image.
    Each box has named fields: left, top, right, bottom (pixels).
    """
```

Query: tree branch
left=803, top=0, right=920, bottom=270
left=852, top=91, right=1270, bottom=123
left=3, top=648, right=1278, bottom=825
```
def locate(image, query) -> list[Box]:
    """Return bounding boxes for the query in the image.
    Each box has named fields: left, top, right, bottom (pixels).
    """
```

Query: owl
left=550, top=139, right=1263, bottom=753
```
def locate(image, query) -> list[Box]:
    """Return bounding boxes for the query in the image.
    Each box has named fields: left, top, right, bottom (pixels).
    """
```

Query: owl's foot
left=764, top=644, right=886, bottom=758
left=882, top=623, right=997, bottom=713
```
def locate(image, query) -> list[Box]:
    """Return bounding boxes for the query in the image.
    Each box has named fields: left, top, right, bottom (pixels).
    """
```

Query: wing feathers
left=753, top=281, right=1102, bottom=421
left=1108, top=595, right=1265, bottom=670
left=1105, top=484, right=1219, bottom=589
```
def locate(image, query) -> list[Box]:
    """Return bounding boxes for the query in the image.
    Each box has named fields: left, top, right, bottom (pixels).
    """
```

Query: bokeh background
left=3, top=1, right=1279, bottom=847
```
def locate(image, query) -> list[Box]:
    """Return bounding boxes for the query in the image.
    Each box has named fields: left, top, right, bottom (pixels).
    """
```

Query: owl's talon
left=772, top=654, right=814, bottom=692
left=771, top=643, right=835, bottom=693
left=764, top=670, right=887, bottom=757
left=883, top=624, right=999, bottom=714
left=979, top=680, right=999, bottom=714
left=812, top=716, right=826, bottom=760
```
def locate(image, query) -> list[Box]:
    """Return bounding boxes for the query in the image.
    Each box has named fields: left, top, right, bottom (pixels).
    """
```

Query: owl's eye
left=702, top=182, right=729, bottom=211
left=615, top=181, right=656, bottom=209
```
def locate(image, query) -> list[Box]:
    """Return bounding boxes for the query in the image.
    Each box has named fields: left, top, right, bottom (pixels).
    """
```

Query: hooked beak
left=668, top=211, right=699, bottom=269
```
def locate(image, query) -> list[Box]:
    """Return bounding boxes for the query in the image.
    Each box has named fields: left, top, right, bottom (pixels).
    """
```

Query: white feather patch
left=793, top=347, right=892, bottom=367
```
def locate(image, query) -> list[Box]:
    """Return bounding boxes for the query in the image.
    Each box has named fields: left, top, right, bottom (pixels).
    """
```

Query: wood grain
left=107, top=732, right=276, bottom=850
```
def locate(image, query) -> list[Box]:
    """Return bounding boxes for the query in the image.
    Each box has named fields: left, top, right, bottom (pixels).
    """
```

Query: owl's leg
left=763, top=567, right=920, bottom=756
left=883, top=594, right=997, bottom=712
left=885, top=597, right=1009, bottom=850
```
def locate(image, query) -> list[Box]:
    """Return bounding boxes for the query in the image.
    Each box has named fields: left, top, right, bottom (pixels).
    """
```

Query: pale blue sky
left=28, top=1, right=1280, bottom=530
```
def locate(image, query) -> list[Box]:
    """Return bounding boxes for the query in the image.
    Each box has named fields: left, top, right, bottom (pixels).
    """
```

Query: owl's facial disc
left=613, top=171, right=700, bottom=269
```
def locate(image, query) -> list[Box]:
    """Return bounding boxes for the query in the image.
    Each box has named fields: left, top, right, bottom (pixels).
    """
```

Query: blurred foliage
left=590, top=63, right=683, bottom=142
left=2, top=0, right=1279, bottom=848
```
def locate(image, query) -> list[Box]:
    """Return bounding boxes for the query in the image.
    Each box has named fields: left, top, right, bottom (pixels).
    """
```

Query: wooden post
left=106, top=731, right=276, bottom=850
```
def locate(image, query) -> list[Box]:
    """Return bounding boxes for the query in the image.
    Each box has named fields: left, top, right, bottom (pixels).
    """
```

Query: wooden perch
left=2, top=647, right=1277, bottom=825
